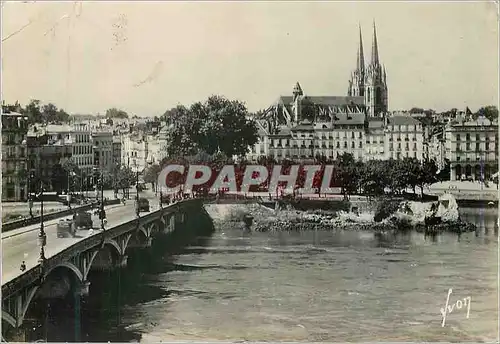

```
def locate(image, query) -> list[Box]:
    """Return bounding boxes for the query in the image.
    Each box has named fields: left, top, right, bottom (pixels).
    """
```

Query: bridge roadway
left=1, top=200, right=160, bottom=286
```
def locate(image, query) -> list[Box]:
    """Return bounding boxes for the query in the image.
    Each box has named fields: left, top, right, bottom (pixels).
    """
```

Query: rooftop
left=386, top=115, right=421, bottom=126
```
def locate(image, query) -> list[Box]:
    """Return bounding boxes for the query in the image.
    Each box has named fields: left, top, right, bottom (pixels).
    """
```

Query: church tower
left=347, top=25, right=365, bottom=98
left=348, top=22, right=388, bottom=117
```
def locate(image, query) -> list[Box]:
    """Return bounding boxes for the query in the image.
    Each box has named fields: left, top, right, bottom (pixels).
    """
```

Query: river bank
left=204, top=194, right=483, bottom=235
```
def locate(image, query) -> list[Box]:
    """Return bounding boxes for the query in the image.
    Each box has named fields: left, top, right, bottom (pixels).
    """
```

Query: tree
left=42, top=103, right=58, bottom=123
left=400, top=157, right=421, bottom=194
left=61, top=159, right=80, bottom=192
left=112, top=165, right=135, bottom=197
left=143, top=164, right=162, bottom=189
left=417, top=160, right=438, bottom=196
left=409, top=107, right=424, bottom=114
left=475, top=106, right=498, bottom=122
left=51, top=164, right=66, bottom=193
left=163, top=95, right=259, bottom=158
left=335, top=153, right=358, bottom=199
left=23, top=99, right=42, bottom=124
left=105, top=108, right=129, bottom=119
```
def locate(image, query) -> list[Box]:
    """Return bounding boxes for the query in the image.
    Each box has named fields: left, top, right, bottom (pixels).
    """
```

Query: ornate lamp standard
left=92, top=144, right=105, bottom=230
left=21, top=136, right=35, bottom=218
left=133, top=161, right=140, bottom=217
left=36, top=181, right=47, bottom=262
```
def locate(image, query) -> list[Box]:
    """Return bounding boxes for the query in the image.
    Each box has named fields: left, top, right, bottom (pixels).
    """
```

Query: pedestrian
left=20, top=261, right=26, bottom=272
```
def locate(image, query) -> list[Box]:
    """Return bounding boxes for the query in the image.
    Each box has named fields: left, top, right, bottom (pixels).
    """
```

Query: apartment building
left=444, top=116, right=498, bottom=181
left=2, top=112, right=29, bottom=201
left=112, top=136, right=122, bottom=167
left=44, top=124, right=94, bottom=176
left=91, top=131, right=114, bottom=175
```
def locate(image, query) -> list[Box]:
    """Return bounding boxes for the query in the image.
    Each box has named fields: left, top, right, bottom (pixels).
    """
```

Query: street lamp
left=21, top=138, right=35, bottom=218
left=28, top=170, right=34, bottom=217
left=67, top=169, right=76, bottom=210
left=23, top=131, right=46, bottom=262
left=37, top=181, right=47, bottom=263
left=92, top=145, right=105, bottom=230
left=134, top=161, right=140, bottom=217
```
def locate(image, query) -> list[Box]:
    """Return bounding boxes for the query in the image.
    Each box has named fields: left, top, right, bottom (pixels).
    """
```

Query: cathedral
left=347, top=22, right=389, bottom=117
left=247, top=22, right=425, bottom=164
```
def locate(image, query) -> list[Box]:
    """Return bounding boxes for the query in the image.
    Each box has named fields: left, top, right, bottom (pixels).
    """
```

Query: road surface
left=2, top=194, right=161, bottom=285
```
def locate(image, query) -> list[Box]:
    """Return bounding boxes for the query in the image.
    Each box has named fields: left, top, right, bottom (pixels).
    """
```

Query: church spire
left=371, top=20, right=379, bottom=66
left=357, top=24, right=364, bottom=72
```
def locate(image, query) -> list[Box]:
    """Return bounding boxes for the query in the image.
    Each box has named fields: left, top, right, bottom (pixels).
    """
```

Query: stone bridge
left=1, top=199, right=203, bottom=335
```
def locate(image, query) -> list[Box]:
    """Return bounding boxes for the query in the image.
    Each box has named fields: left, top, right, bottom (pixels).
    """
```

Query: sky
left=1, top=1, right=499, bottom=117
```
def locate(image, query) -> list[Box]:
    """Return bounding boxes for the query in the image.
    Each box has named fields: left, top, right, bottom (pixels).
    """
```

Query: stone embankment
left=204, top=193, right=477, bottom=235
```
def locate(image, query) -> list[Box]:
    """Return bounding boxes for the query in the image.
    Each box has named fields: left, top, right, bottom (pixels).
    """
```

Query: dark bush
left=374, top=199, right=401, bottom=223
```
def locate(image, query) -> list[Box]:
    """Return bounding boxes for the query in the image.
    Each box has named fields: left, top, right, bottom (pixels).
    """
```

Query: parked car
left=73, top=211, right=92, bottom=229
left=137, top=197, right=150, bottom=212
left=57, top=219, right=76, bottom=238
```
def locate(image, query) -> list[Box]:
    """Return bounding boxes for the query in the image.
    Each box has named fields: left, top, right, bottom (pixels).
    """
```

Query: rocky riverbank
left=204, top=194, right=477, bottom=235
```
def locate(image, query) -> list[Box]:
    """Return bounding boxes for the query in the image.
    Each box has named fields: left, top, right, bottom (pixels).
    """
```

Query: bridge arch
left=2, top=310, right=16, bottom=328
left=45, top=261, right=83, bottom=283
left=103, top=238, right=122, bottom=256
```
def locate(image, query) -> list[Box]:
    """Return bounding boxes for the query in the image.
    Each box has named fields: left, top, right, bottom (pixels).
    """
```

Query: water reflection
left=20, top=207, right=497, bottom=342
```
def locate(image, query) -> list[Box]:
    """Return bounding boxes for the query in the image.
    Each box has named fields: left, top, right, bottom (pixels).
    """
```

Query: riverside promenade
left=215, top=181, right=498, bottom=203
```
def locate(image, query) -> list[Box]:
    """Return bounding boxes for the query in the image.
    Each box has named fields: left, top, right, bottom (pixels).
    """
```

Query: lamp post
left=92, top=144, right=105, bottom=230
left=28, top=170, right=34, bottom=217
left=22, top=137, right=34, bottom=218
left=134, top=162, right=140, bottom=217
left=36, top=180, right=47, bottom=263
left=26, top=130, right=46, bottom=263
left=100, top=172, right=104, bottom=230
left=66, top=169, right=75, bottom=210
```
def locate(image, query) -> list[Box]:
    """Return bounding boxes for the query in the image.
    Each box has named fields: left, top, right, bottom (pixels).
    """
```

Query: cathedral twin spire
left=356, top=21, right=382, bottom=73
left=348, top=21, right=388, bottom=117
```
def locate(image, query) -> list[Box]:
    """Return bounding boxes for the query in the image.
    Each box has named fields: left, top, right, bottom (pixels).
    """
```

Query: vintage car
left=73, top=211, right=92, bottom=229
left=137, top=197, right=150, bottom=212
left=57, top=219, right=76, bottom=238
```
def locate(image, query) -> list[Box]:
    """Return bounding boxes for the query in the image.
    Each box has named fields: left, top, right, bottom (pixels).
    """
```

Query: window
left=457, top=134, right=461, bottom=141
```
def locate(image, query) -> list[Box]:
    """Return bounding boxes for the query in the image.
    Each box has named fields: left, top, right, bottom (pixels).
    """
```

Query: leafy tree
left=143, top=163, right=162, bottom=189
left=61, top=159, right=80, bottom=192
left=163, top=95, right=258, bottom=158
left=399, top=157, right=421, bottom=194
left=42, top=103, right=58, bottom=123
left=50, top=163, right=67, bottom=193
left=111, top=165, right=135, bottom=197
left=360, top=160, right=388, bottom=196
left=106, top=108, right=129, bottom=119
left=475, top=106, right=498, bottom=122
left=23, top=99, right=42, bottom=123
left=409, top=107, right=424, bottom=114
left=417, top=160, right=438, bottom=196
left=335, top=153, right=358, bottom=199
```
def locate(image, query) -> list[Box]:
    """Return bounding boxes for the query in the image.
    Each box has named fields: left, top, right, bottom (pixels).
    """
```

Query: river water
left=73, top=206, right=495, bottom=343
